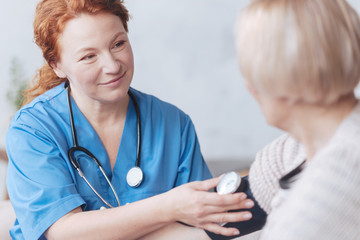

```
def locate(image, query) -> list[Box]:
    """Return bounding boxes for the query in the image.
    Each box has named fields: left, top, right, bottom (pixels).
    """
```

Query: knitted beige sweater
left=247, top=103, right=360, bottom=240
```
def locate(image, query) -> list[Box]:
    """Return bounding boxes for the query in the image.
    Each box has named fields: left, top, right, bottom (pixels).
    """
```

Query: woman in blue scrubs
left=6, top=0, right=253, bottom=239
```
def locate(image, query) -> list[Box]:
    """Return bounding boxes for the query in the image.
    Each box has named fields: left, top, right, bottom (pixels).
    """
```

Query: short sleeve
left=175, top=115, right=212, bottom=186
left=6, top=120, right=85, bottom=240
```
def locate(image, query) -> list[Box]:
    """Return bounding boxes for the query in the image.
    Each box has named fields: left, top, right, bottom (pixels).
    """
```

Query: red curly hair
left=23, top=0, right=130, bottom=105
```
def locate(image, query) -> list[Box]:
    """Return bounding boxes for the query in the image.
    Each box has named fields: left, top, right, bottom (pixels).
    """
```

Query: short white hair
left=236, top=0, right=360, bottom=104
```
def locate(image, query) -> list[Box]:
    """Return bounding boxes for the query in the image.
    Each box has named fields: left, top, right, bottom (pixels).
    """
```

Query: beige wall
left=0, top=161, right=7, bottom=200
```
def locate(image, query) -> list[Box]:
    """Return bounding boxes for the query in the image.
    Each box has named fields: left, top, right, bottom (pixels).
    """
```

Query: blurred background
left=1, top=0, right=360, bottom=199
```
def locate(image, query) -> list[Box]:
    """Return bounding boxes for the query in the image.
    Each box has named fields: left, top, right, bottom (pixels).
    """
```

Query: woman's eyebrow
left=74, top=32, right=127, bottom=56
left=110, top=31, right=126, bottom=43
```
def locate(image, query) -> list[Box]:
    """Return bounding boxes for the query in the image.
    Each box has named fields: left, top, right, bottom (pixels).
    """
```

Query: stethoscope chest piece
left=127, top=166, right=143, bottom=187
left=217, top=171, right=242, bottom=195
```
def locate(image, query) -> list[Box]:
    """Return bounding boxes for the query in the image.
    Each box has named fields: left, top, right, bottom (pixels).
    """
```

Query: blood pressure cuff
left=205, top=176, right=267, bottom=239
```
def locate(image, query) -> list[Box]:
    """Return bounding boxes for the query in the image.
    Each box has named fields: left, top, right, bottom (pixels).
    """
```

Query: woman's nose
left=102, top=52, right=121, bottom=74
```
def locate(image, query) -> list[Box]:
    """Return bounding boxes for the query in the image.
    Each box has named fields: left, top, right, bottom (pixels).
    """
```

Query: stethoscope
left=65, top=82, right=143, bottom=208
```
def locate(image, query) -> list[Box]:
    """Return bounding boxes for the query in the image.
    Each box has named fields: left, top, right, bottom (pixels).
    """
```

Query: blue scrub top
left=6, top=83, right=212, bottom=240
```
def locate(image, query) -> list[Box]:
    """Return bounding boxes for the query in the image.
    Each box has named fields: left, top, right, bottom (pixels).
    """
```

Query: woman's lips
left=100, top=72, right=126, bottom=86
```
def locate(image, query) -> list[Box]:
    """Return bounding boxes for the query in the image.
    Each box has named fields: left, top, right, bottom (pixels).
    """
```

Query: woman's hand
left=163, top=176, right=254, bottom=237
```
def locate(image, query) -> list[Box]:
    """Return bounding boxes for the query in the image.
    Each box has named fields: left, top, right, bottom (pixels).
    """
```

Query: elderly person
left=235, top=0, right=360, bottom=239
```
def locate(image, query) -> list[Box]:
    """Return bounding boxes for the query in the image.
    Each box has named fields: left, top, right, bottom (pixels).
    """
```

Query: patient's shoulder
left=248, top=134, right=305, bottom=212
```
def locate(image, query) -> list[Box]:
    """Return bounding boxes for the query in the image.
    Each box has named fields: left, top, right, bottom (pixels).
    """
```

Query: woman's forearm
left=45, top=177, right=253, bottom=239
left=45, top=193, right=174, bottom=240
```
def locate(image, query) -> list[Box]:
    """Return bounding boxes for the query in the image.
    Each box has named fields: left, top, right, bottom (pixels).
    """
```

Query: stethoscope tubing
left=128, top=90, right=142, bottom=168
left=65, top=82, right=142, bottom=208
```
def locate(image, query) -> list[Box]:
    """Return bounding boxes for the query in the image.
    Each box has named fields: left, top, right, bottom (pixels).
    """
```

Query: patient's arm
left=138, top=223, right=209, bottom=240
left=205, top=176, right=267, bottom=240
left=141, top=176, right=267, bottom=240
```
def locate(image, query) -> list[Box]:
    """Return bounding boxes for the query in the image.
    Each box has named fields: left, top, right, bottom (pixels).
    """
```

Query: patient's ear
left=244, top=80, right=259, bottom=99
left=50, top=62, right=66, bottom=79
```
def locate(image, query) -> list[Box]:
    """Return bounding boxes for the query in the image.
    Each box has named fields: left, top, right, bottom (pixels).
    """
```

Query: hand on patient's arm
left=162, top=176, right=254, bottom=237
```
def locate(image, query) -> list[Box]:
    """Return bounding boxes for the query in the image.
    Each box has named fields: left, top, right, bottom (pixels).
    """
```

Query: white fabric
left=248, top=103, right=360, bottom=240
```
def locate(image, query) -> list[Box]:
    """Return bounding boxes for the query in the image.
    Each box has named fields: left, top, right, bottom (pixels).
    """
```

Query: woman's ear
left=50, top=62, right=67, bottom=78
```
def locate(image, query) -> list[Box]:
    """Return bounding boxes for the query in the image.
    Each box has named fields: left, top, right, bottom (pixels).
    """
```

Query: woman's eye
left=80, top=54, right=95, bottom=61
left=113, top=40, right=126, bottom=49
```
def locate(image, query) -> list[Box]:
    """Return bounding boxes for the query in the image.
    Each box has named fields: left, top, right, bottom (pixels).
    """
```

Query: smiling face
left=52, top=12, right=134, bottom=105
